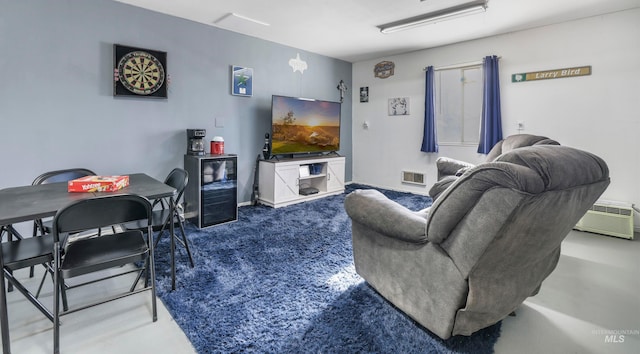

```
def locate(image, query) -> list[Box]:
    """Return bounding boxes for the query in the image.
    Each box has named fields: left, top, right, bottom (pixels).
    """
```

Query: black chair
left=0, top=226, right=56, bottom=353
left=52, top=194, right=156, bottom=354
left=26, top=168, right=96, bottom=297
left=126, top=168, right=194, bottom=268
left=31, top=168, right=96, bottom=237
left=1, top=229, right=55, bottom=319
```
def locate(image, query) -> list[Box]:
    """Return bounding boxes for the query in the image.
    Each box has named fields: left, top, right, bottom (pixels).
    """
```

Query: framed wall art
left=113, top=44, right=167, bottom=98
left=231, top=65, right=253, bottom=97
left=388, top=97, right=410, bottom=116
left=360, top=87, right=369, bottom=102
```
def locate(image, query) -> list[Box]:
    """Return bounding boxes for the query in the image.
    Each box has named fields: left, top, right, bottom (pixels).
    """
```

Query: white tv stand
left=258, top=155, right=345, bottom=208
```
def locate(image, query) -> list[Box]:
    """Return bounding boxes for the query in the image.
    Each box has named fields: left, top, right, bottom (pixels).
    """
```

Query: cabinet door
left=274, top=165, right=300, bottom=202
left=327, top=159, right=345, bottom=192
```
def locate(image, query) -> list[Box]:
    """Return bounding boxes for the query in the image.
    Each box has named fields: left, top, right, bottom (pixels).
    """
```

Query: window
left=435, top=66, right=482, bottom=145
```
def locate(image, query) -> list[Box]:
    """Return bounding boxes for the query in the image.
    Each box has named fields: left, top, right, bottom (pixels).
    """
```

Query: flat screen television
left=270, top=95, right=341, bottom=157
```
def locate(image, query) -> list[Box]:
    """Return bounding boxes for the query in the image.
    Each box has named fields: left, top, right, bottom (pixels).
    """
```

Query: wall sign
left=374, top=61, right=395, bottom=79
left=512, top=65, right=591, bottom=83
left=113, top=44, right=167, bottom=98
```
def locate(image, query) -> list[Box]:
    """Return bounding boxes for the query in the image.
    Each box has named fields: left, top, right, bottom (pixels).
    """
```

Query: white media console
left=258, top=155, right=345, bottom=208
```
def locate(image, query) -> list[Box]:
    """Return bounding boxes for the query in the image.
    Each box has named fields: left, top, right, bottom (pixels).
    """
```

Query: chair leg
left=30, top=223, right=38, bottom=278
left=60, top=278, right=69, bottom=312
left=153, top=229, right=165, bottom=249
left=1, top=258, right=12, bottom=354
left=129, top=258, right=149, bottom=292
left=30, top=219, right=47, bottom=278
left=177, top=220, right=195, bottom=268
left=3, top=270, right=54, bottom=322
left=35, top=268, right=48, bottom=298
left=53, top=246, right=61, bottom=354
left=148, top=226, right=157, bottom=322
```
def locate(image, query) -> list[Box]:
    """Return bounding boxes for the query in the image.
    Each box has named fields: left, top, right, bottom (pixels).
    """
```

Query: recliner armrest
left=436, top=157, right=475, bottom=180
left=345, top=189, right=428, bottom=244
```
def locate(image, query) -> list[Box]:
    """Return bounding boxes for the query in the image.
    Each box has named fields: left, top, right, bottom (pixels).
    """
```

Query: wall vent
left=574, top=200, right=634, bottom=239
left=402, top=171, right=426, bottom=186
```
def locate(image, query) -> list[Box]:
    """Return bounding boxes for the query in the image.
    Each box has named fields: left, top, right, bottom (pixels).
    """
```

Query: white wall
left=352, top=9, right=640, bottom=216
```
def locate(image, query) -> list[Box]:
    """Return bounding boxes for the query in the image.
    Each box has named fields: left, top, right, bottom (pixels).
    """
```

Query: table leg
left=170, top=197, right=176, bottom=291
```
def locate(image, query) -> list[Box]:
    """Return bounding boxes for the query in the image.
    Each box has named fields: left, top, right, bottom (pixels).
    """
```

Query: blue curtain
left=477, top=55, right=503, bottom=154
left=420, top=66, right=438, bottom=153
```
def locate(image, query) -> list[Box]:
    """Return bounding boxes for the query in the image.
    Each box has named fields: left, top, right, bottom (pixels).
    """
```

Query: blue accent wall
left=0, top=0, right=352, bottom=205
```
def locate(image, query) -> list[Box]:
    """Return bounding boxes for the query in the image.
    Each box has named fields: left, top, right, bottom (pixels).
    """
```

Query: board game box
left=68, top=175, right=130, bottom=192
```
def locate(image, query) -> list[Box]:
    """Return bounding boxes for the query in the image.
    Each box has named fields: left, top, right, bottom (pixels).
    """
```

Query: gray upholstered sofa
left=344, top=145, right=609, bottom=339
left=429, top=134, right=560, bottom=200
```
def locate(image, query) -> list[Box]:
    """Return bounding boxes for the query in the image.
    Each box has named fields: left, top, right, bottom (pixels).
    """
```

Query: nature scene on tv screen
left=271, top=96, right=340, bottom=154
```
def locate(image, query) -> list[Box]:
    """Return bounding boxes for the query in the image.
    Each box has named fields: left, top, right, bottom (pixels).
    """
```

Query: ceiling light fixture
left=379, top=0, right=488, bottom=34
left=214, top=12, right=270, bottom=27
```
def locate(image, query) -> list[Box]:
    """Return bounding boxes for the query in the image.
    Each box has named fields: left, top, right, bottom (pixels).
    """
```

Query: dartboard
left=117, top=51, right=165, bottom=95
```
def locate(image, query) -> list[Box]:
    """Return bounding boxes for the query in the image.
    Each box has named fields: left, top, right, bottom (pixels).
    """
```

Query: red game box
left=67, top=175, right=130, bottom=193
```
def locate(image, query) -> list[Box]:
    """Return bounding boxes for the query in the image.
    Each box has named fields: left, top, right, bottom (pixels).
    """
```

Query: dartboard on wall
left=113, top=44, right=167, bottom=98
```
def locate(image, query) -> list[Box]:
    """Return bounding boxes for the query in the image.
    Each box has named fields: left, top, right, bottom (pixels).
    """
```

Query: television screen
left=270, top=95, right=341, bottom=156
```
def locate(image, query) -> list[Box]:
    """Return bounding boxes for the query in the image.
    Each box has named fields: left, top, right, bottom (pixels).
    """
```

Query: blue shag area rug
left=153, top=184, right=501, bottom=353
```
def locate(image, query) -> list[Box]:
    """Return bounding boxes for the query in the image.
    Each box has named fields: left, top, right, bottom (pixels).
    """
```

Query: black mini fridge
left=184, top=154, right=238, bottom=228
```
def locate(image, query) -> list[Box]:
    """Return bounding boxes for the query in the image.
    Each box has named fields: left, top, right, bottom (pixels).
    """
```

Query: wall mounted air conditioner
left=574, top=200, right=635, bottom=239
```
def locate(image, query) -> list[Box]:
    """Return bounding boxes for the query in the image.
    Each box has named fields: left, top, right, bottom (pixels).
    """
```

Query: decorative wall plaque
left=113, top=44, right=167, bottom=98
left=374, top=61, right=395, bottom=79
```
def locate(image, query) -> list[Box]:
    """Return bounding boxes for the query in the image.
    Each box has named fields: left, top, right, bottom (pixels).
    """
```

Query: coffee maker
left=186, top=129, right=206, bottom=156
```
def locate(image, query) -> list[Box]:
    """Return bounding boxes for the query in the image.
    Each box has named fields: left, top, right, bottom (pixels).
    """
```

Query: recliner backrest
left=484, top=134, right=560, bottom=162
left=427, top=145, right=609, bottom=275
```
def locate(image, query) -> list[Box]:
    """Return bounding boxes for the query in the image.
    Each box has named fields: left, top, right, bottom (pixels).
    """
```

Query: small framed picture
left=299, top=165, right=310, bottom=178
left=360, top=87, right=369, bottom=102
left=388, top=97, right=410, bottom=116
left=231, top=65, right=253, bottom=96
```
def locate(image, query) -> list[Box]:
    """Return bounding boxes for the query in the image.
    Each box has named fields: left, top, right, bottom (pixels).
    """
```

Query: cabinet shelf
left=299, top=173, right=326, bottom=180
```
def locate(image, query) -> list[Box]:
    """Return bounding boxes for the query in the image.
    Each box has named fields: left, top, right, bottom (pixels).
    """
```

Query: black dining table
left=0, top=173, right=178, bottom=354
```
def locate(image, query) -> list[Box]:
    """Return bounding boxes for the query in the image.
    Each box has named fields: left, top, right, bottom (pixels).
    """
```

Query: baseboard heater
left=574, top=200, right=635, bottom=240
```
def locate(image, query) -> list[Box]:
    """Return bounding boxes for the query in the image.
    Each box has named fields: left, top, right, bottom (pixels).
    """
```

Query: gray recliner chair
left=430, top=134, right=560, bottom=200
left=344, top=145, right=609, bottom=339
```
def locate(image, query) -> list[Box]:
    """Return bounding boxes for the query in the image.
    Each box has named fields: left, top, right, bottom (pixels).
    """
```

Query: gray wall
left=0, top=0, right=352, bottom=206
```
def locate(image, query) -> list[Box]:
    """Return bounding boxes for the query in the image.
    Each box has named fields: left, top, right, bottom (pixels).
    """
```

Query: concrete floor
left=1, top=267, right=196, bottom=354
left=2, top=230, right=638, bottom=353
left=495, top=230, right=640, bottom=354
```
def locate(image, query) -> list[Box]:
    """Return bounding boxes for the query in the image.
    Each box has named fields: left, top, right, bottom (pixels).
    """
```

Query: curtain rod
left=423, top=56, right=501, bottom=71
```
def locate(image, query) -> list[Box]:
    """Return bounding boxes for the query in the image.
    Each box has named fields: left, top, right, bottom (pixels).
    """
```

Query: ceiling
left=114, top=0, right=640, bottom=63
